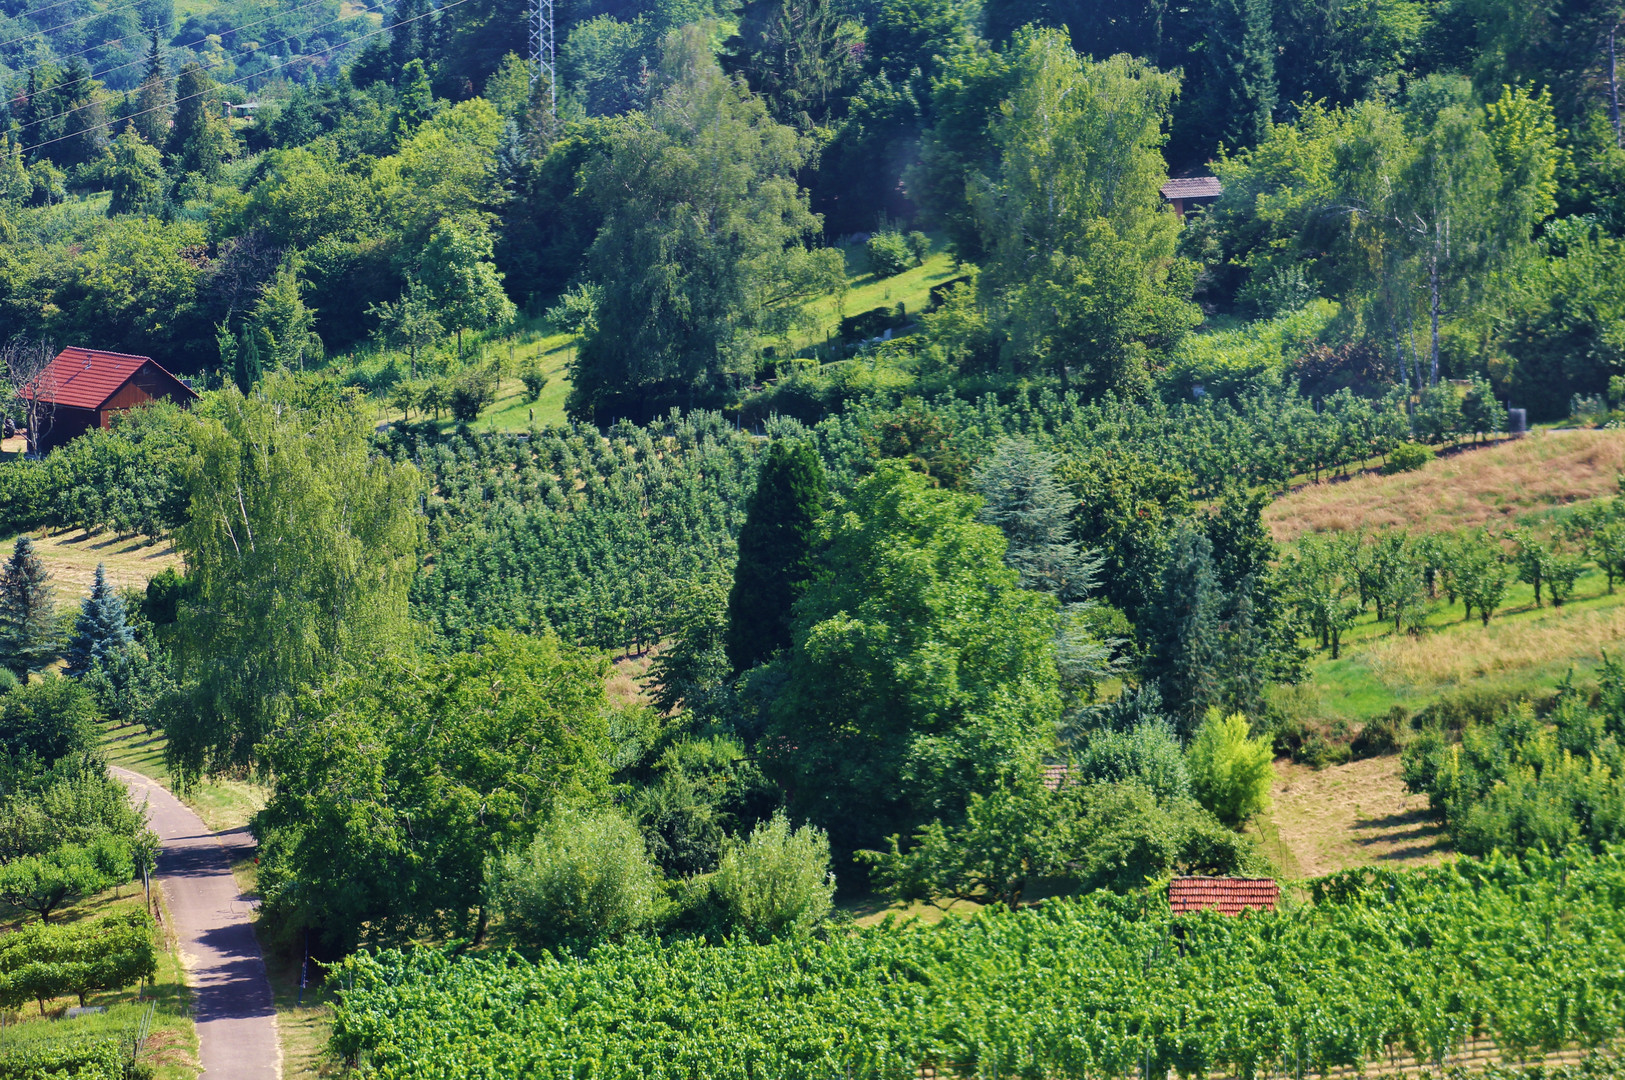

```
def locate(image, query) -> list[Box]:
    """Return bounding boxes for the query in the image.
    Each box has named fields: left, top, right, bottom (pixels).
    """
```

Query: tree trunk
left=1428, top=247, right=1442, bottom=387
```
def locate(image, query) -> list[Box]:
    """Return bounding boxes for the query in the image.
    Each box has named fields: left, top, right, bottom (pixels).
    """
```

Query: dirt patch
left=1265, top=755, right=1449, bottom=878
left=607, top=648, right=660, bottom=709
left=1266, top=430, right=1625, bottom=542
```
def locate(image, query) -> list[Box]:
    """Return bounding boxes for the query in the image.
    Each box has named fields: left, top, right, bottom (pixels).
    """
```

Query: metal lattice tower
left=528, top=0, right=555, bottom=117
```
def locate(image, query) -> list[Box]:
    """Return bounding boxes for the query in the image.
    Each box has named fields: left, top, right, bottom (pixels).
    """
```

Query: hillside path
left=112, top=766, right=280, bottom=1080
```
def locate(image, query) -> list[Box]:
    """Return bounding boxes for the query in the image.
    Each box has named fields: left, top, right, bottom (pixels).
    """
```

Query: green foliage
left=765, top=462, right=1061, bottom=856
left=167, top=384, right=424, bottom=777
left=256, top=631, right=617, bottom=949
left=0, top=909, right=155, bottom=1010
left=0, top=834, right=132, bottom=923
left=710, top=810, right=834, bottom=942
left=725, top=440, right=827, bottom=673
left=1186, top=707, right=1274, bottom=826
left=333, top=848, right=1625, bottom=1077
left=1075, top=721, right=1190, bottom=800
left=418, top=219, right=516, bottom=355
left=64, top=565, right=133, bottom=680
left=864, top=230, right=914, bottom=278
left=964, top=31, right=1198, bottom=395
left=570, top=29, right=843, bottom=420
left=0, top=536, right=58, bottom=678
left=104, top=129, right=166, bottom=218
left=1402, top=662, right=1625, bottom=856
left=861, top=777, right=1065, bottom=908
left=1384, top=441, right=1436, bottom=474
left=0, top=755, right=151, bottom=864
left=0, top=677, right=99, bottom=766
left=489, top=806, right=664, bottom=954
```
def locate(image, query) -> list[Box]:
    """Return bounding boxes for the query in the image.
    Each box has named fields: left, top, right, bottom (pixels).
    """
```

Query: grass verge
left=1, top=528, right=180, bottom=606
left=99, top=722, right=267, bottom=833
left=1260, top=755, right=1449, bottom=879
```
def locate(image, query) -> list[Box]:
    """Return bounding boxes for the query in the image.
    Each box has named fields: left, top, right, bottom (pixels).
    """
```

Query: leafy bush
left=1384, top=441, right=1435, bottom=474
left=1074, top=721, right=1190, bottom=800
left=1062, top=782, right=1262, bottom=893
left=0, top=834, right=135, bottom=923
left=1186, top=709, right=1274, bottom=826
left=520, top=367, right=550, bottom=403
left=865, top=231, right=914, bottom=278
left=490, top=807, right=664, bottom=953
left=0, top=677, right=100, bottom=766
left=0, top=1037, right=133, bottom=1080
left=711, top=811, right=834, bottom=942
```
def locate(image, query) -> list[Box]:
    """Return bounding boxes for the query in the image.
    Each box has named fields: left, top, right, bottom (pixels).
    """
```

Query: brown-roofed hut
left=1160, top=177, right=1223, bottom=221
left=18, top=347, right=199, bottom=455
left=1168, top=876, right=1278, bottom=916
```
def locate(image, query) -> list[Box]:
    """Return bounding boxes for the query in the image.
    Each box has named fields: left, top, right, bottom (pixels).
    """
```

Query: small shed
left=1160, top=176, right=1222, bottom=221
left=1168, top=876, right=1278, bottom=916
left=19, top=347, right=198, bottom=455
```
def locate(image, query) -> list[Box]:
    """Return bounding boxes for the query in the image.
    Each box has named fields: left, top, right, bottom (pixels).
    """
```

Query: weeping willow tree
left=165, top=377, right=424, bottom=779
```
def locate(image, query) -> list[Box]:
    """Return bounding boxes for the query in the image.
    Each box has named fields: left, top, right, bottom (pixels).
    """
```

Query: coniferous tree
left=725, top=440, right=827, bottom=674
left=64, top=564, right=133, bottom=679
left=0, top=536, right=59, bottom=678
left=132, top=30, right=172, bottom=150
left=1142, top=523, right=1223, bottom=734
left=168, top=62, right=232, bottom=180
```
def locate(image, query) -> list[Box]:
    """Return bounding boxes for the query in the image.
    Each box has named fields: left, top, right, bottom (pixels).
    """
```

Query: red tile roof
left=19, top=348, right=195, bottom=411
left=1169, top=877, right=1278, bottom=916
left=1041, top=763, right=1073, bottom=791
left=1161, top=177, right=1223, bottom=200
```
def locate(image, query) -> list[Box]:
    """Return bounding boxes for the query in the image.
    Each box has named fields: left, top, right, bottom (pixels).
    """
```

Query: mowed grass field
left=1265, top=429, right=1625, bottom=541
left=2, top=528, right=181, bottom=607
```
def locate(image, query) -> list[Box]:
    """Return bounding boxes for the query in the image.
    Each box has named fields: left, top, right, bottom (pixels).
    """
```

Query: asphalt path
left=112, top=766, right=280, bottom=1080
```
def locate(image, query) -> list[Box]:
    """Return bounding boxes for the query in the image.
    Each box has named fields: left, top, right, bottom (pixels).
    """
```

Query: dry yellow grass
left=5, top=527, right=182, bottom=606
left=1266, top=430, right=1625, bottom=542
left=1262, top=755, right=1449, bottom=879
left=1361, top=601, right=1625, bottom=694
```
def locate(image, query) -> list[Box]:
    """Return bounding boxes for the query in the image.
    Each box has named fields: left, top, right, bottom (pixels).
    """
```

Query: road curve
left=112, top=766, right=280, bottom=1080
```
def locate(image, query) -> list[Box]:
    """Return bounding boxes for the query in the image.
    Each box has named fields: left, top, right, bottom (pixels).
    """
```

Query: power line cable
left=12, top=0, right=388, bottom=131
left=0, top=0, right=152, bottom=54
left=14, top=0, right=466, bottom=156
left=37, top=0, right=352, bottom=89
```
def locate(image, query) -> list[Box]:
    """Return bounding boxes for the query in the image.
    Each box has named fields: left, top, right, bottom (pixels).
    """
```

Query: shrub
left=1186, top=709, right=1274, bottom=826
left=865, top=231, right=913, bottom=278
left=490, top=807, right=664, bottom=953
left=520, top=367, right=550, bottom=403
left=905, top=231, right=930, bottom=265
left=449, top=369, right=499, bottom=423
left=0, top=677, right=100, bottom=766
left=1062, top=783, right=1262, bottom=894
left=1384, top=441, right=1435, bottom=474
left=1351, top=707, right=1410, bottom=758
left=1074, top=720, right=1191, bottom=800
left=711, top=811, right=834, bottom=942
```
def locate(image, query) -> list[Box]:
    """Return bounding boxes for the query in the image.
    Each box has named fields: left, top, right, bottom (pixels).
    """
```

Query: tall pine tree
left=725, top=440, right=826, bottom=673
left=133, top=30, right=172, bottom=149
left=0, top=536, right=59, bottom=678
left=65, top=563, right=133, bottom=679
left=1142, top=523, right=1223, bottom=734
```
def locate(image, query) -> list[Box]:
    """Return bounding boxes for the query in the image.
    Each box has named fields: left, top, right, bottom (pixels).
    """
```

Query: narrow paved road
left=113, top=766, right=280, bottom=1080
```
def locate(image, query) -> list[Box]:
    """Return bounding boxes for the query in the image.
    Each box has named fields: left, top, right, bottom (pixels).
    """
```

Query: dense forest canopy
left=0, top=0, right=1618, bottom=418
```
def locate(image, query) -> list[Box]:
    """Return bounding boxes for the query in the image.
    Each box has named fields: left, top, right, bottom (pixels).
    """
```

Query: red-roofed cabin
left=1169, top=876, right=1278, bottom=916
left=19, top=348, right=198, bottom=455
left=1160, top=176, right=1222, bottom=221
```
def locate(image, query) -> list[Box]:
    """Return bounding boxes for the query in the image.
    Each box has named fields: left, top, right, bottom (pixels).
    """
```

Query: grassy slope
left=2, top=529, right=181, bottom=607
left=1265, top=429, right=1625, bottom=542
left=1258, top=429, right=1625, bottom=878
